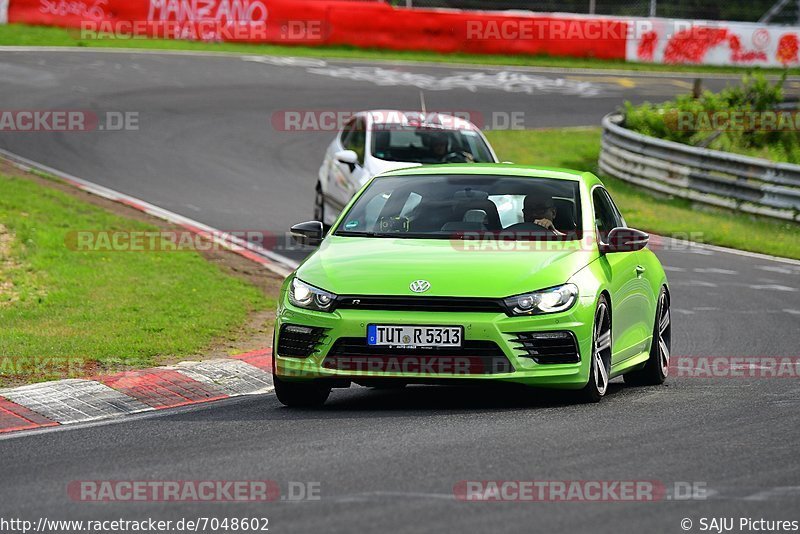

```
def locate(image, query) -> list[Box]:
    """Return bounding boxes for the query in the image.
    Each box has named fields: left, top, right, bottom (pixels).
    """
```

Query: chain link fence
left=383, top=0, right=798, bottom=24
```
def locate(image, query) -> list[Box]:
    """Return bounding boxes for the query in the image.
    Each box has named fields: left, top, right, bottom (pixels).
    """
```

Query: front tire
left=274, top=376, right=331, bottom=407
left=577, top=295, right=612, bottom=403
left=624, top=287, right=670, bottom=386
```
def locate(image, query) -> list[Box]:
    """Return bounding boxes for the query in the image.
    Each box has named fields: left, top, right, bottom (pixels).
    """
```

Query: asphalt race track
left=1, top=49, right=799, bottom=533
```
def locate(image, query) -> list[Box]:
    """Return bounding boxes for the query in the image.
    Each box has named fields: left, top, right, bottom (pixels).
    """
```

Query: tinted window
left=371, top=126, right=493, bottom=164
left=603, top=189, right=626, bottom=228
left=593, top=188, right=623, bottom=239
left=343, top=118, right=366, bottom=165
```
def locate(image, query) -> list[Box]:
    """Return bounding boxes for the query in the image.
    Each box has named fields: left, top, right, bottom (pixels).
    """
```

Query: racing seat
left=552, top=198, right=577, bottom=233
left=442, top=198, right=502, bottom=232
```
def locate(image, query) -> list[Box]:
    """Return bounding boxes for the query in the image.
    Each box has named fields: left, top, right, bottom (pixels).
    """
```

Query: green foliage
left=624, top=72, right=800, bottom=163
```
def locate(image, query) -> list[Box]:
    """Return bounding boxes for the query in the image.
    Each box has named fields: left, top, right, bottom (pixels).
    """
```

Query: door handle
left=635, top=265, right=646, bottom=277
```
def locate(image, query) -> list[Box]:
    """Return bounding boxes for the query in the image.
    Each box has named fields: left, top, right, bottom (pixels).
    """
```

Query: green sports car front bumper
left=274, top=282, right=600, bottom=390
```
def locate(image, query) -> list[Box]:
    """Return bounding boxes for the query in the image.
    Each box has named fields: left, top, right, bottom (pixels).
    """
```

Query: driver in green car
left=523, top=195, right=565, bottom=236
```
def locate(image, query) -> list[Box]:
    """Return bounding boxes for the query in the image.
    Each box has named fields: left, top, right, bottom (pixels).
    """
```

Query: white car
left=315, top=110, right=499, bottom=225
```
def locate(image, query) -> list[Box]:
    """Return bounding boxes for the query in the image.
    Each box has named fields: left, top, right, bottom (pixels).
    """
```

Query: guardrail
left=599, top=112, right=800, bottom=223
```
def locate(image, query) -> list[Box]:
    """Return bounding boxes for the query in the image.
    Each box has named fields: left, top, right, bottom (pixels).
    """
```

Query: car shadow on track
left=253, top=381, right=634, bottom=420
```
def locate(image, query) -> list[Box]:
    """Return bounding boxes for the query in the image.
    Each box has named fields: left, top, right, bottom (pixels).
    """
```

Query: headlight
left=288, top=278, right=338, bottom=312
left=503, top=284, right=578, bottom=316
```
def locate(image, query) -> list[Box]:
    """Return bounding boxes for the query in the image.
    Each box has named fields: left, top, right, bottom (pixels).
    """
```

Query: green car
left=273, top=164, right=670, bottom=406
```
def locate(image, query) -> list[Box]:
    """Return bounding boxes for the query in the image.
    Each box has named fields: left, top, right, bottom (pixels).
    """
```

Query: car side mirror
left=334, top=150, right=358, bottom=171
left=290, top=221, right=324, bottom=246
left=599, top=227, right=649, bottom=253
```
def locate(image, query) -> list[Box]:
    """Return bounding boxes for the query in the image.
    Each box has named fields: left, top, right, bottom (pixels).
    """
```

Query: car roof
left=377, top=163, right=602, bottom=186
left=362, top=110, right=478, bottom=131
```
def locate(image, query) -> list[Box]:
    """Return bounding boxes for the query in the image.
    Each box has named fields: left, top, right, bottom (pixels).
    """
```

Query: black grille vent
left=336, top=296, right=506, bottom=314
left=277, top=324, right=328, bottom=358
left=323, top=338, right=514, bottom=375
left=510, top=331, right=580, bottom=364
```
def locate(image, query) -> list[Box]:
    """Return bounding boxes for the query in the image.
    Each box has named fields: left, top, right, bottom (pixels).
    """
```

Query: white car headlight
left=289, top=278, right=338, bottom=312
left=503, top=284, right=578, bottom=316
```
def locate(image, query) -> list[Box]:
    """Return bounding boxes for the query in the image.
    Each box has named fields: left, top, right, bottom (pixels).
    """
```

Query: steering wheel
left=503, top=221, right=559, bottom=237
left=441, top=151, right=472, bottom=163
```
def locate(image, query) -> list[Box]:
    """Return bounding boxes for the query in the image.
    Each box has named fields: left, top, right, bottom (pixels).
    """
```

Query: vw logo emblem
left=409, top=280, right=431, bottom=293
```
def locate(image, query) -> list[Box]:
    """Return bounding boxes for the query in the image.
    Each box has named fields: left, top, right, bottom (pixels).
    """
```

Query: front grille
left=511, top=331, right=580, bottom=364
left=336, top=296, right=506, bottom=314
left=277, top=324, right=328, bottom=358
left=323, top=338, right=514, bottom=375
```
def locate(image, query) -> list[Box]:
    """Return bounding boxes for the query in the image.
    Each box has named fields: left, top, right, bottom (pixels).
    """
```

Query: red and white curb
left=0, top=149, right=291, bottom=435
left=0, top=349, right=273, bottom=434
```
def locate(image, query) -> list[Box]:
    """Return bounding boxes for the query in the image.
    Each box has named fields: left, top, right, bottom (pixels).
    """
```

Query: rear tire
left=274, top=376, right=331, bottom=407
left=577, top=295, right=612, bottom=403
left=624, top=287, right=670, bottom=387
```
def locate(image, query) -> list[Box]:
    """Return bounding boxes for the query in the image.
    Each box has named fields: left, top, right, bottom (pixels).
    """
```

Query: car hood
left=296, top=236, right=598, bottom=298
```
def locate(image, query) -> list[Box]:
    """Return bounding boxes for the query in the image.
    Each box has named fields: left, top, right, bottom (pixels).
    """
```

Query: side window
left=602, top=189, right=625, bottom=228
left=345, top=118, right=366, bottom=165
left=340, top=119, right=355, bottom=146
left=593, top=188, right=622, bottom=241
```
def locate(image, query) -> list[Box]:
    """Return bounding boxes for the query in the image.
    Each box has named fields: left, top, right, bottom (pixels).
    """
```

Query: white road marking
left=692, top=268, right=738, bottom=275
left=676, top=280, right=718, bottom=287
left=748, top=284, right=798, bottom=292
left=743, top=486, right=800, bottom=501
left=757, top=265, right=798, bottom=275
left=305, top=65, right=608, bottom=96
left=242, top=55, right=327, bottom=68
left=326, top=491, right=456, bottom=503
left=663, top=266, right=687, bottom=272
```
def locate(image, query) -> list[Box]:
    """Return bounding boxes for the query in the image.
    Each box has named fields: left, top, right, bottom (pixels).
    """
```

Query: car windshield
left=335, top=174, right=582, bottom=240
left=371, top=126, right=494, bottom=164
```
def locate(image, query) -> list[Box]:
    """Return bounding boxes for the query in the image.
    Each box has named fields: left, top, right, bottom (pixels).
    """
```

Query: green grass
left=484, top=128, right=800, bottom=260
left=0, top=173, right=270, bottom=385
left=1, top=23, right=797, bottom=75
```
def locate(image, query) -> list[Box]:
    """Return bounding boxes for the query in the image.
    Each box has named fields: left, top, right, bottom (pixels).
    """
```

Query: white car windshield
left=371, top=126, right=494, bottom=164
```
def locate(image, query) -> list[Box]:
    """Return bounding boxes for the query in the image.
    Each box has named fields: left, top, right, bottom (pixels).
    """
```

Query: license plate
left=367, top=325, right=462, bottom=348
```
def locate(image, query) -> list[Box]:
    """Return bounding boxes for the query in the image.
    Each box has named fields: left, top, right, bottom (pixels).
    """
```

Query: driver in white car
left=430, top=133, right=474, bottom=163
